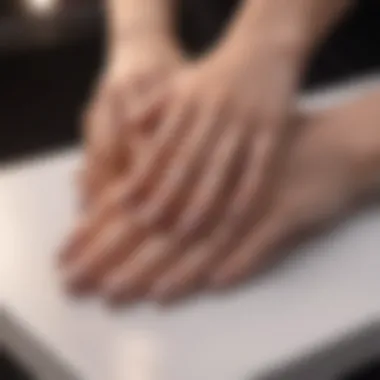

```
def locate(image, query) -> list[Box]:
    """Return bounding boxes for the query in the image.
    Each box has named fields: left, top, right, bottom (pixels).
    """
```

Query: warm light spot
left=23, top=0, right=59, bottom=16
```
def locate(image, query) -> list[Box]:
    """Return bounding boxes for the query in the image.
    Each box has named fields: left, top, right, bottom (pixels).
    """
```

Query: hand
left=118, top=36, right=302, bottom=238
left=147, top=96, right=380, bottom=300
left=118, top=0, right=352, bottom=234
left=60, top=91, right=380, bottom=303
left=81, top=34, right=184, bottom=209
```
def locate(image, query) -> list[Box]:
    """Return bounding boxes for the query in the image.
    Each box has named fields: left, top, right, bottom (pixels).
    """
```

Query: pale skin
left=82, top=0, right=183, bottom=207
left=60, top=90, right=380, bottom=302
left=82, top=0, right=351, bottom=213
left=131, top=0, right=351, bottom=228
left=66, top=0, right=369, bottom=302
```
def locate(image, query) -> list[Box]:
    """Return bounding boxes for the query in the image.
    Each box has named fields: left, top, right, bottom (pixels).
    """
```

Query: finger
left=149, top=126, right=284, bottom=295
left=145, top=143, right=251, bottom=287
left=209, top=211, right=287, bottom=288
left=174, top=119, right=247, bottom=240
left=125, top=81, right=170, bottom=137
left=102, top=236, right=174, bottom=302
left=137, top=100, right=227, bottom=229
left=83, top=157, right=124, bottom=212
left=228, top=128, right=277, bottom=221
left=58, top=216, right=92, bottom=267
left=123, top=97, right=194, bottom=205
left=64, top=215, right=146, bottom=293
left=150, top=204, right=252, bottom=301
left=146, top=198, right=260, bottom=301
left=82, top=89, right=125, bottom=208
left=142, top=123, right=249, bottom=301
left=75, top=167, right=88, bottom=212
left=58, top=178, right=130, bottom=267
left=102, top=116, right=243, bottom=302
left=175, top=129, right=278, bottom=284
left=150, top=243, right=213, bottom=302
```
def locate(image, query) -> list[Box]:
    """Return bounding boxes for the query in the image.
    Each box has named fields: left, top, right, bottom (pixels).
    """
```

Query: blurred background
left=0, top=1, right=379, bottom=379
left=0, top=0, right=103, bottom=162
left=0, top=0, right=380, bottom=163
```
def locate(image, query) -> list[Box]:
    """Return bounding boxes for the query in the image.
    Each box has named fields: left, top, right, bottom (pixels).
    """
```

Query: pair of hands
left=59, top=30, right=365, bottom=303
left=81, top=30, right=298, bottom=211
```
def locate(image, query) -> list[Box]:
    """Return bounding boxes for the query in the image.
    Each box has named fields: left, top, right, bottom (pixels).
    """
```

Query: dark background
left=0, top=0, right=379, bottom=163
left=0, top=1, right=379, bottom=379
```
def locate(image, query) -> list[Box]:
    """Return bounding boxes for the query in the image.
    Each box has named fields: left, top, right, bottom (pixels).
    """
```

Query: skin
left=82, top=0, right=351, bottom=213
left=60, top=90, right=380, bottom=303
left=101, top=1, right=354, bottom=233
left=68, top=0, right=357, bottom=302
left=82, top=0, right=183, bottom=208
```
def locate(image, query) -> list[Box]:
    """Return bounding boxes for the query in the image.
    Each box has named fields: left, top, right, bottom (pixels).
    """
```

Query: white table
left=1, top=79, right=380, bottom=380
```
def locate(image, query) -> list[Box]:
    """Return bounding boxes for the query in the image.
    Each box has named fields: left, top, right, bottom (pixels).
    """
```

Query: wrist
left=217, top=7, right=309, bottom=89
left=106, top=0, right=176, bottom=50
left=214, top=26, right=306, bottom=96
left=109, top=29, right=178, bottom=55
left=223, top=0, right=351, bottom=73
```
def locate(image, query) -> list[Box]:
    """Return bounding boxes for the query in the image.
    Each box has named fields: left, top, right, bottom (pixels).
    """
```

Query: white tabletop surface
left=1, top=79, right=380, bottom=380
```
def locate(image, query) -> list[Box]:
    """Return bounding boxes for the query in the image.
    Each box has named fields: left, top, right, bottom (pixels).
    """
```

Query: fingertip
left=102, top=270, right=140, bottom=304
left=57, top=232, right=83, bottom=268
left=62, top=264, right=92, bottom=295
left=102, top=274, right=148, bottom=306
